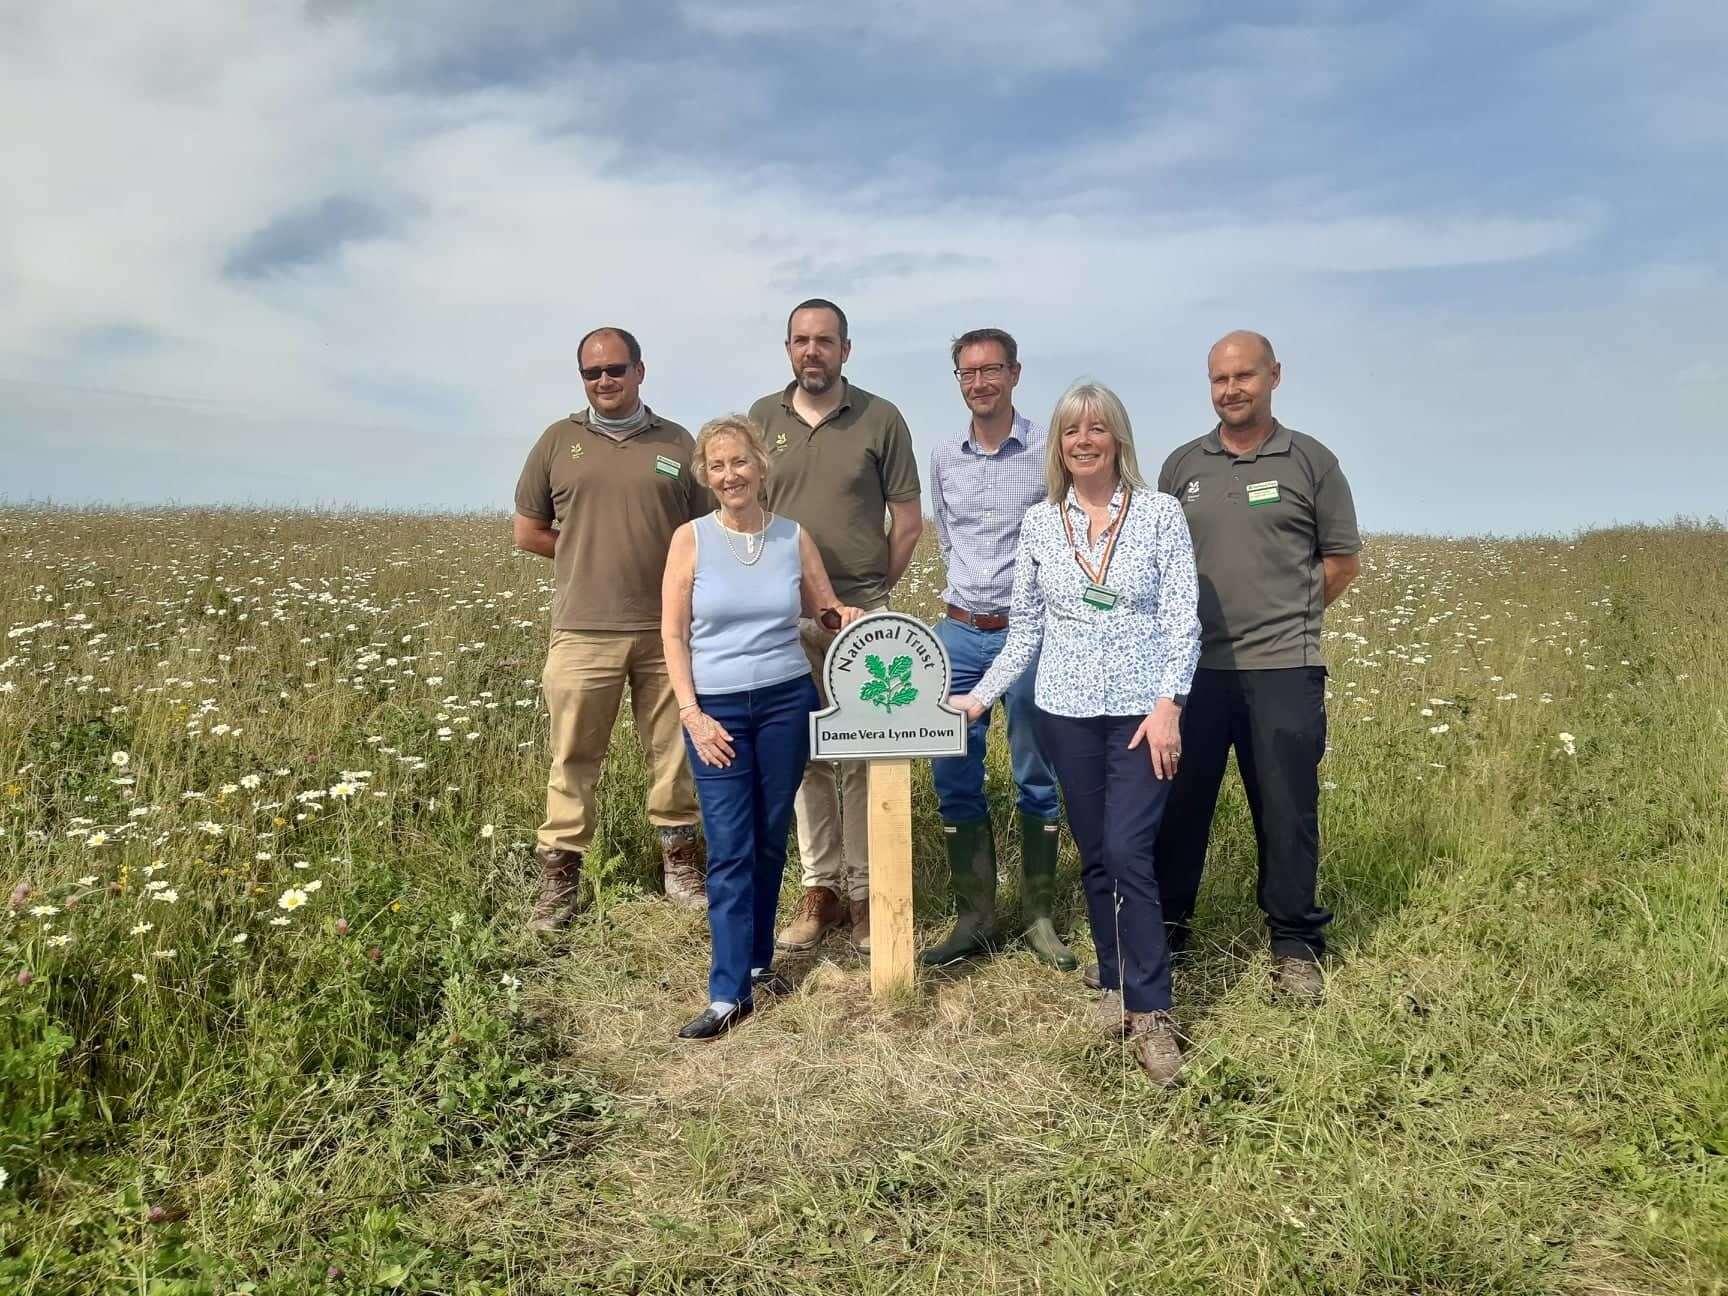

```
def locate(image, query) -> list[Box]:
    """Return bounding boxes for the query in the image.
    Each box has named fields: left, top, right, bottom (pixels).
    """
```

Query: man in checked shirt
left=922, top=328, right=1074, bottom=969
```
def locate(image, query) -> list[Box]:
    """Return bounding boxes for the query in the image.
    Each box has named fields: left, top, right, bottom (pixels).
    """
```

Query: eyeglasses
left=580, top=363, right=632, bottom=381
left=954, top=364, right=1010, bottom=384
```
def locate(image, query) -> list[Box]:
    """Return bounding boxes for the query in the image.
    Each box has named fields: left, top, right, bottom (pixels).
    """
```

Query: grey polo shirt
left=749, top=380, right=921, bottom=608
left=1158, top=422, right=1359, bottom=670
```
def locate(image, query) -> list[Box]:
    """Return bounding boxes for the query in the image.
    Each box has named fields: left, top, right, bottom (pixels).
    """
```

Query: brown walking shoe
left=775, top=885, right=843, bottom=951
left=660, top=831, right=707, bottom=910
left=1127, top=1010, right=1185, bottom=1088
left=527, top=847, right=583, bottom=933
left=848, top=899, right=871, bottom=954
left=1093, top=989, right=1128, bottom=1039
left=1271, top=956, right=1325, bottom=1005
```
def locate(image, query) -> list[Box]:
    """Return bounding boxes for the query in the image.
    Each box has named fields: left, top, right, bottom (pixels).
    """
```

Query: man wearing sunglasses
left=514, top=326, right=712, bottom=931
left=749, top=298, right=923, bottom=955
left=922, top=328, right=1070, bottom=971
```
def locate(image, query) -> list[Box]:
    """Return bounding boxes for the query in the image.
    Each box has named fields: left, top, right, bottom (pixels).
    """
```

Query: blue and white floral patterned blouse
left=973, top=482, right=1201, bottom=718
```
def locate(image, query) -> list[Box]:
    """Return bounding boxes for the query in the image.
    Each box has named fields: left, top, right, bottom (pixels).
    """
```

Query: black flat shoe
left=750, top=969, right=794, bottom=997
left=677, top=1000, right=752, bottom=1041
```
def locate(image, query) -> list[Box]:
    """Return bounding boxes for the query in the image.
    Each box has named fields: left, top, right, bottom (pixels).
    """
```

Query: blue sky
left=2, top=0, right=1723, bottom=533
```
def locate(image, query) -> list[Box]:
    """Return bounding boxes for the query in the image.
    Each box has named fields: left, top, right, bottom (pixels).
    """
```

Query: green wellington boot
left=1020, top=812, right=1078, bottom=970
left=921, top=817, right=998, bottom=965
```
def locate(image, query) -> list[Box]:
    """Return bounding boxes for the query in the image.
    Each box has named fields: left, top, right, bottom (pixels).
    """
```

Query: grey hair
left=1044, top=380, right=1146, bottom=503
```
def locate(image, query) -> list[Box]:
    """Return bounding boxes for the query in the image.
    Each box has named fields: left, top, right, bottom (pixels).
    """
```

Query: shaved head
left=1208, top=330, right=1276, bottom=370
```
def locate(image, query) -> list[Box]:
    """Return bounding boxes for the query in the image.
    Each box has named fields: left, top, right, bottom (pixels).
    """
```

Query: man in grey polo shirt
left=749, top=298, right=923, bottom=955
left=922, top=327, right=1070, bottom=970
left=1154, top=330, right=1360, bottom=1003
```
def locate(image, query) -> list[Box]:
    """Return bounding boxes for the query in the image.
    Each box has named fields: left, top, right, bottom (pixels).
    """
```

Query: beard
left=797, top=367, right=839, bottom=395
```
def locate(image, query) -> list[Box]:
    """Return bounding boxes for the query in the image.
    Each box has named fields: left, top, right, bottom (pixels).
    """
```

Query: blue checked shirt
left=929, top=412, right=1049, bottom=613
left=974, top=483, right=1201, bottom=718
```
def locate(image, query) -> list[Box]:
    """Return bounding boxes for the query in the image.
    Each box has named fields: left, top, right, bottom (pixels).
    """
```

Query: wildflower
left=129, top=922, right=154, bottom=935
left=1418, top=708, right=1434, bottom=717
left=154, top=948, right=176, bottom=959
left=329, top=782, right=358, bottom=799
left=334, top=917, right=350, bottom=936
left=132, top=972, right=147, bottom=984
left=302, top=879, right=323, bottom=893
left=111, top=751, right=130, bottom=768
left=77, top=875, right=98, bottom=886
left=152, top=888, right=180, bottom=904
left=278, top=887, right=309, bottom=911
left=239, top=774, right=262, bottom=790
left=6, top=882, right=30, bottom=911
left=28, top=904, right=59, bottom=918
left=1558, top=732, right=1577, bottom=757
left=232, top=932, right=249, bottom=945
left=1428, top=723, right=1450, bottom=735
left=47, top=933, right=71, bottom=947
left=86, top=832, right=109, bottom=848
left=499, top=973, right=522, bottom=991
left=480, top=824, right=495, bottom=839
left=16, top=969, right=33, bottom=987
left=269, top=916, right=291, bottom=927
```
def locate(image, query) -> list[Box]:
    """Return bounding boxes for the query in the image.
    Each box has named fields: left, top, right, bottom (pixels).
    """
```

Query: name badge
left=653, top=455, right=682, bottom=479
left=1081, top=582, right=1120, bottom=610
left=1246, top=479, right=1280, bottom=507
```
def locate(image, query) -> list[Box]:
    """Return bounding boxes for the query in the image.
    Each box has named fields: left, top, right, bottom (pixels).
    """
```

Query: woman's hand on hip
left=683, top=709, right=735, bottom=768
left=1128, top=698, right=1183, bottom=780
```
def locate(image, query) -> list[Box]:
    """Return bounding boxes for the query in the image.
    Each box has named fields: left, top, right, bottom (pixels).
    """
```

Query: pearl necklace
left=715, top=509, right=772, bottom=566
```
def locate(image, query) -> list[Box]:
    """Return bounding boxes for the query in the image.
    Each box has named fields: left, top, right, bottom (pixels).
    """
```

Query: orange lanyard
left=1061, top=486, right=1132, bottom=587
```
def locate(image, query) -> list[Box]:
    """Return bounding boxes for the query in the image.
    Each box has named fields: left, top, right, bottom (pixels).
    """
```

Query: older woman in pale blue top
left=662, top=415, right=862, bottom=1041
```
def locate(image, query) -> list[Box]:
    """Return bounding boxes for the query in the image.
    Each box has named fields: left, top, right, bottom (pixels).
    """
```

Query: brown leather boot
left=660, top=830, right=707, bottom=910
left=1127, top=1010, right=1185, bottom=1088
left=848, top=899, right=871, bottom=954
left=776, top=885, right=843, bottom=951
left=1271, top=956, right=1324, bottom=1005
left=527, top=847, right=583, bottom=933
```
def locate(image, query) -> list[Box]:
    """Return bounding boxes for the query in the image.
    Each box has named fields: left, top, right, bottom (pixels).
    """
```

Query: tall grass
left=1, top=510, right=1723, bottom=1294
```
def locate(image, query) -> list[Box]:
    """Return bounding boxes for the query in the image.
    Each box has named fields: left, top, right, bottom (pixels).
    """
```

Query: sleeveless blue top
left=690, top=512, right=810, bottom=695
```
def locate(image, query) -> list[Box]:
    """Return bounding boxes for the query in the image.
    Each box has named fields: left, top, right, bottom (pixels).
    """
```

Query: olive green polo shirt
left=748, top=380, right=921, bottom=607
left=1158, top=421, right=1359, bottom=670
left=514, top=409, right=710, bottom=632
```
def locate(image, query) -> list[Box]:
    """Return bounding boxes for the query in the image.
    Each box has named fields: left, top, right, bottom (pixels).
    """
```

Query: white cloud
left=1, top=1, right=1722, bottom=530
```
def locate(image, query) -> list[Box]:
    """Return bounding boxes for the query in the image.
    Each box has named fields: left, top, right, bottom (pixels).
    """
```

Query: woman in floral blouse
left=950, top=379, right=1200, bottom=1087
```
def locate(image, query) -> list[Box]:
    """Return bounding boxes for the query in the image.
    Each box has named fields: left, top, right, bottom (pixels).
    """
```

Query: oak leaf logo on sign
left=860, top=654, right=918, bottom=713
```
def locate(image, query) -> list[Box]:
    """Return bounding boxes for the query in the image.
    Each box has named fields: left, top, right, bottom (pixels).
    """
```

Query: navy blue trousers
left=1036, top=711, right=1174, bottom=1013
left=682, top=673, right=817, bottom=1005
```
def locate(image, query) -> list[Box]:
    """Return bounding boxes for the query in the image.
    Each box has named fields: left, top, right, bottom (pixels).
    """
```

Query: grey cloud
left=223, top=196, right=396, bottom=280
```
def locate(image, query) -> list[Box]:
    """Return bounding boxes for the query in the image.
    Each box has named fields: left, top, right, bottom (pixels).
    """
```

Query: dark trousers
left=1036, top=711, right=1174, bottom=1013
left=1154, top=666, right=1331, bottom=961
left=682, top=673, right=818, bottom=1005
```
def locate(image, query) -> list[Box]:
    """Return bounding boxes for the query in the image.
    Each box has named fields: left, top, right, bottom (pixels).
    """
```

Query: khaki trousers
left=539, top=628, right=698, bottom=855
left=794, top=615, right=872, bottom=903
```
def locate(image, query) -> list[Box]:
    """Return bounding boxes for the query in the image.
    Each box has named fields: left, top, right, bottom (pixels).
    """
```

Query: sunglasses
left=580, top=363, right=633, bottom=381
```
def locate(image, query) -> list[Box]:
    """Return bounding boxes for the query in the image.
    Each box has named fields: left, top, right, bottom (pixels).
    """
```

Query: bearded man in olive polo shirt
left=1154, top=330, right=1360, bottom=1003
left=749, top=298, right=923, bottom=954
left=513, top=326, right=711, bottom=929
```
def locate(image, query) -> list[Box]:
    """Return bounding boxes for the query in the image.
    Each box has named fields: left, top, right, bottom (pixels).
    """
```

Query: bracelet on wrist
left=678, top=702, right=699, bottom=714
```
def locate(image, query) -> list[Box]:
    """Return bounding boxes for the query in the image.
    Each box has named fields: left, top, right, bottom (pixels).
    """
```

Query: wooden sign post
left=866, top=759, right=916, bottom=995
left=809, top=612, right=967, bottom=998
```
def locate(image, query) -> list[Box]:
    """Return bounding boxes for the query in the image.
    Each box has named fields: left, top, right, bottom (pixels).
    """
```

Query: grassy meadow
left=1, top=508, right=1724, bottom=1295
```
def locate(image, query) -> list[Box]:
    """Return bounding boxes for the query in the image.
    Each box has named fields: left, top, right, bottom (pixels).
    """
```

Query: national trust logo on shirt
left=1185, top=478, right=1199, bottom=502
left=773, top=430, right=789, bottom=454
left=810, top=612, right=967, bottom=761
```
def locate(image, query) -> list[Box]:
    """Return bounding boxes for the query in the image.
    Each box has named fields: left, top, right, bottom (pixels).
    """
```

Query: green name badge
left=1081, top=582, right=1120, bottom=610
left=1246, top=479, right=1280, bottom=507
left=653, top=455, right=682, bottom=479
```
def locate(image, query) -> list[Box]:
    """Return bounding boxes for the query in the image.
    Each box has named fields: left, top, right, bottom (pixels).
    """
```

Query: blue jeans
left=1037, top=711, right=1174, bottom=1013
left=932, top=618, right=1060, bottom=823
left=681, top=673, right=818, bottom=1005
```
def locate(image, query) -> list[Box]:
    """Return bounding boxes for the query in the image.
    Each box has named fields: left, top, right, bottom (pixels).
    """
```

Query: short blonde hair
left=1044, top=380, right=1147, bottom=503
left=694, top=415, right=773, bottom=501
